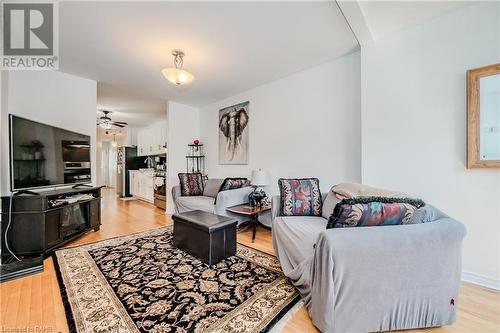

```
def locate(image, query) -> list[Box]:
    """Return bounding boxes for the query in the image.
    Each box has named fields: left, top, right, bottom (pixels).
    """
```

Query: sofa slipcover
left=272, top=189, right=466, bottom=333
left=172, top=179, right=254, bottom=225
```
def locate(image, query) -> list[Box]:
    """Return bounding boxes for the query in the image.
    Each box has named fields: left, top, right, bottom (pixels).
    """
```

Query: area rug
left=53, top=226, right=300, bottom=333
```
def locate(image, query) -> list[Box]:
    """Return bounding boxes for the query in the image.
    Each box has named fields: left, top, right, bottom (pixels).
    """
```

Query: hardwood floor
left=1, top=188, right=499, bottom=332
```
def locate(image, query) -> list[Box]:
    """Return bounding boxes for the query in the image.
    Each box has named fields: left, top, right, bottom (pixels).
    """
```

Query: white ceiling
left=97, top=82, right=166, bottom=127
left=60, top=1, right=359, bottom=108
left=357, top=1, right=471, bottom=40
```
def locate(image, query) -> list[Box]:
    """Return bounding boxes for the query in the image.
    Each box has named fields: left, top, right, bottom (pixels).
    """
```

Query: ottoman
left=172, top=210, right=237, bottom=265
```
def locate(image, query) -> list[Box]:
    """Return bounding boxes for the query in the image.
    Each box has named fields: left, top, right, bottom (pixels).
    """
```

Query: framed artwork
left=218, top=101, right=249, bottom=164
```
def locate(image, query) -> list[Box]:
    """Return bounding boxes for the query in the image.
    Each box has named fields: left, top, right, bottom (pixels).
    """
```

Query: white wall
left=166, top=101, right=200, bottom=213
left=200, top=52, right=361, bottom=194
left=361, top=2, right=500, bottom=287
left=0, top=71, right=97, bottom=194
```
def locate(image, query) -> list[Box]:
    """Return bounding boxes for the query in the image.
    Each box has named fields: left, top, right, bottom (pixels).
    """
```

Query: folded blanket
left=332, top=182, right=408, bottom=199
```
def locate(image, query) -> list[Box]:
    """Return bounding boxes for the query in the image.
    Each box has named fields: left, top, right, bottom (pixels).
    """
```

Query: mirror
left=480, top=74, right=500, bottom=160
left=467, top=63, right=500, bottom=168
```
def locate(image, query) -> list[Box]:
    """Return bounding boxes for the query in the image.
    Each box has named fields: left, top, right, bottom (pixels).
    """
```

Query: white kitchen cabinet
left=154, top=121, right=167, bottom=155
left=129, top=170, right=154, bottom=203
left=136, top=130, right=146, bottom=156
left=129, top=170, right=138, bottom=196
left=136, top=120, right=167, bottom=156
left=125, top=127, right=138, bottom=147
left=139, top=129, right=153, bottom=156
left=140, top=174, right=154, bottom=202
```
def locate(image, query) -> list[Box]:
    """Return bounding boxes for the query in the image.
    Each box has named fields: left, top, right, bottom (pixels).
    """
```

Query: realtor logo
left=2, top=1, right=58, bottom=69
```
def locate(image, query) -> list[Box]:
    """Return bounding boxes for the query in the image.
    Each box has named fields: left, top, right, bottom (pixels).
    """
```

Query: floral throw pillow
left=218, top=178, right=250, bottom=192
left=278, top=178, right=322, bottom=216
left=327, top=196, right=425, bottom=229
left=178, top=173, right=204, bottom=196
left=214, top=178, right=250, bottom=203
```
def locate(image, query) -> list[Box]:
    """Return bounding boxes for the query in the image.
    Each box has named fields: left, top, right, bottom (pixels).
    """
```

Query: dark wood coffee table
left=226, top=204, right=271, bottom=242
left=172, top=210, right=237, bottom=265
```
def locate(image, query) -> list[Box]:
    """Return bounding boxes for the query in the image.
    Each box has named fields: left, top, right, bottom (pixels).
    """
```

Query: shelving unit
left=186, top=144, right=206, bottom=177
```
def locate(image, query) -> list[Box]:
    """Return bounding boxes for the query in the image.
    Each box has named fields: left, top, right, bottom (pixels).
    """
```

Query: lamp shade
left=161, top=68, right=194, bottom=86
left=162, top=50, right=195, bottom=86
left=250, top=169, right=269, bottom=186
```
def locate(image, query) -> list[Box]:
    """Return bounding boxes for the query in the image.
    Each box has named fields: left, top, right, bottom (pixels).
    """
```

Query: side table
left=226, top=204, right=271, bottom=242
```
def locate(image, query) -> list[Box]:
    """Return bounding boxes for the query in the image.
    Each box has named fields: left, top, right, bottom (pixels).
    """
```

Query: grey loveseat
left=271, top=188, right=466, bottom=333
left=172, top=178, right=254, bottom=225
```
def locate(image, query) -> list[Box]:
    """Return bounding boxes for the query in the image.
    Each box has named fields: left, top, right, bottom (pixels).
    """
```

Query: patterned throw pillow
left=218, top=178, right=250, bottom=192
left=327, top=196, right=425, bottom=229
left=214, top=178, right=250, bottom=203
left=178, top=173, right=204, bottom=196
left=278, top=178, right=322, bottom=216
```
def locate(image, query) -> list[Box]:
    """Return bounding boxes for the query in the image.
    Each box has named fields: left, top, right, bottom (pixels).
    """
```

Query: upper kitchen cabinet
left=156, top=121, right=167, bottom=155
left=137, top=120, right=167, bottom=156
left=137, top=128, right=151, bottom=156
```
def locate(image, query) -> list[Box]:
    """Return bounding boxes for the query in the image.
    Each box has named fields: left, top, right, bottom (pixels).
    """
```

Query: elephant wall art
left=218, top=101, right=249, bottom=164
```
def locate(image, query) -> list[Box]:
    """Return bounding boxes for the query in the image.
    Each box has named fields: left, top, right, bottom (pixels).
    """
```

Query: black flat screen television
left=9, top=115, right=92, bottom=191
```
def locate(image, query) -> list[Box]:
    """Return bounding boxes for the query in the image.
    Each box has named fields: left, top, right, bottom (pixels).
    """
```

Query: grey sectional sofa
left=271, top=189, right=466, bottom=333
left=172, top=178, right=254, bottom=225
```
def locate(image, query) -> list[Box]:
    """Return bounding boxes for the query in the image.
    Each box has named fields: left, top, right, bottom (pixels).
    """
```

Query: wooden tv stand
left=1, top=186, right=102, bottom=258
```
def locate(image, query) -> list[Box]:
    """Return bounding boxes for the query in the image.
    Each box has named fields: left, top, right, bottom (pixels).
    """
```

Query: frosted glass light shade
left=99, top=121, right=112, bottom=129
left=250, top=169, right=270, bottom=186
left=162, top=68, right=194, bottom=86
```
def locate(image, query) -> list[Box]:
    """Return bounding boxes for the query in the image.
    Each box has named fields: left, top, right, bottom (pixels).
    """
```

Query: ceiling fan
left=97, top=110, right=128, bottom=129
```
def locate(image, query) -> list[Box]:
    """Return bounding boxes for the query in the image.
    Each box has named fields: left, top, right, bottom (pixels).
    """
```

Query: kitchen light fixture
left=100, top=121, right=112, bottom=129
left=162, top=50, right=194, bottom=86
left=97, top=110, right=127, bottom=128
left=112, top=134, right=117, bottom=147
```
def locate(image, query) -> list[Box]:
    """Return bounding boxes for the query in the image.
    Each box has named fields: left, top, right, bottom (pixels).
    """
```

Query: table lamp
left=251, top=169, right=269, bottom=187
left=249, top=169, right=270, bottom=208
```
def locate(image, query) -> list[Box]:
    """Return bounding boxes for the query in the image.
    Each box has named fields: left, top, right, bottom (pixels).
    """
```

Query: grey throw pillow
left=203, top=179, right=224, bottom=198
left=408, top=204, right=448, bottom=224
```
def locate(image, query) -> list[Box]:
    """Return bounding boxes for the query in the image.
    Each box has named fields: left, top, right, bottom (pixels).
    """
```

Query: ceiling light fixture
left=162, top=50, right=194, bottom=86
left=100, top=121, right=112, bottom=129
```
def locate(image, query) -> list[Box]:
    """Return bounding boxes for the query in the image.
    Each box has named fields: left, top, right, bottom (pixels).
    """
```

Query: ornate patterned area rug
left=53, top=226, right=300, bottom=333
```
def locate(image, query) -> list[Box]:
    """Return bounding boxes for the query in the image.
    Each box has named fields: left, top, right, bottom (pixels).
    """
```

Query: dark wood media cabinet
left=1, top=186, right=102, bottom=257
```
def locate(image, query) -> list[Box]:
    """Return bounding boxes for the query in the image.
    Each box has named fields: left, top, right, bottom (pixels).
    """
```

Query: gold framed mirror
left=467, top=63, right=500, bottom=168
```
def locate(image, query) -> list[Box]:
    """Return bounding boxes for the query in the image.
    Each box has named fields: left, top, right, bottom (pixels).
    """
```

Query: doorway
left=97, top=128, right=126, bottom=188
left=101, top=141, right=118, bottom=187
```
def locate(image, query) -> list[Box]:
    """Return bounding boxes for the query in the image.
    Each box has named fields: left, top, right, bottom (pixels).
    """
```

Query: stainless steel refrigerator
left=116, top=146, right=142, bottom=197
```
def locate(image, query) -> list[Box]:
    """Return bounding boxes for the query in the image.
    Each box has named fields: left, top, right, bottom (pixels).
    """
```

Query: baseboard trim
left=462, top=271, right=500, bottom=291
